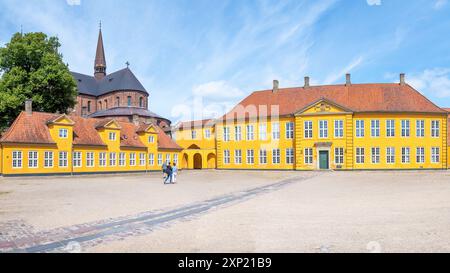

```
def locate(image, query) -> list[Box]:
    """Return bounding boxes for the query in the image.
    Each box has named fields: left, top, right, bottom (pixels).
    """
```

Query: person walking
left=171, top=163, right=178, bottom=183
left=164, top=163, right=173, bottom=184
left=162, top=162, right=168, bottom=183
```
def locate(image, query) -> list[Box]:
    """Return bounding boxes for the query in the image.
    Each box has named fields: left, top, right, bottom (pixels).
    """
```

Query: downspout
left=0, top=143, right=3, bottom=175
left=71, top=144, right=74, bottom=176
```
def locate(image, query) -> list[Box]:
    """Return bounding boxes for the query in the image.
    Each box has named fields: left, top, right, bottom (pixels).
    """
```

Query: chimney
left=345, top=73, right=351, bottom=86
left=25, top=99, right=32, bottom=115
left=81, top=106, right=88, bottom=118
left=272, top=80, right=279, bottom=93
left=304, top=76, right=310, bottom=88
left=132, top=114, right=140, bottom=126
left=400, top=73, right=406, bottom=86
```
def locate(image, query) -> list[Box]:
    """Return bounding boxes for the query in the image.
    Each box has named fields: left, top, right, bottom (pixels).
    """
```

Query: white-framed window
left=166, top=154, right=171, bottom=164
left=272, top=123, right=280, bottom=140
left=86, top=152, right=95, bottom=167
left=386, top=120, right=395, bottom=137
left=140, top=153, right=146, bottom=166
left=99, top=152, right=107, bottom=167
left=371, top=120, right=380, bottom=137
left=334, top=120, right=344, bottom=138
left=286, top=148, right=294, bottom=164
left=304, top=121, right=313, bottom=139
left=28, top=151, right=38, bottom=168
left=205, top=129, right=211, bottom=139
left=73, top=152, right=82, bottom=168
left=119, top=152, right=126, bottom=166
left=235, top=126, right=242, bottom=141
left=191, top=130, right=197, bottom=140
left=356, top=120, right=365, bottom=138
left=319, top=120, right=328, bottom=139
left=109, top=132, right=116, bottom=141
left=259, top=123, right=267, bottom=140
left=386, top=147, right=395, bottom=164
left=416, top=120, right=425, bottom=137
left=272, top=149, right=281, bottom=164
left=59, top=128, right=68, bottom=139
left=224, top=150, right=231, bottom=164
left=234, top=150, right=242, bottom=164
left=416, top=147, right=425, bottom=163
left=304, top=148, right=313, bottom=165
left=431, top=120, right=440, bottom=137
left=335, top=148, right=344, bottom=165
left=157, top=153, right=163, bottom=166
left=246, top=149, right=254, bottom=164
left=246, top=125, right=254, bottom=141
left=44, top=151, right=54, bottom=168
left=223, top=127, right=230, bottom=142
left=401, top=120, right=410, bottom=137
left=356, top=148, right=365, bottom=164
left=431, top=147, right=440, bottom=163
left=109, top=152, right=117, bottom=166
left=130, top=153, right=137, bottom=166
left=371, top=147, right=380, bottom=164
left=12, top=151, right=22, bottom=168
left=401, top=147, right=410, bottom=164
left=148, top=135, right=155, bottom=143
left=173, top=154, right=178, bottom=165
left=259, top=149, right=267, bottom=164
left=59, top=151, right=68, bottom=168
left=286, top=122, right=294, bottom=139
left=148, top=153, right=154, bottom=166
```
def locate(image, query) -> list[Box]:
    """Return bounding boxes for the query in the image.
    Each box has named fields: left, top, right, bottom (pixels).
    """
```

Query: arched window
left=139, top=97, right=144, bottom=108
left=99, top=101, right=102, bottom=110
left=87, top=101, right=91, bottom=113
left=104, top=99, right=108, bottom=109
left=127, top=96, right=132, bottom=107
left=116, top=97, right=120, bottom=107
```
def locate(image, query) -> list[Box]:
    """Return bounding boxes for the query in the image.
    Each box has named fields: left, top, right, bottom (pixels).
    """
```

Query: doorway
left=193, top=154, right=202, bottom=170
left=319, top=151, right=329, bottom=170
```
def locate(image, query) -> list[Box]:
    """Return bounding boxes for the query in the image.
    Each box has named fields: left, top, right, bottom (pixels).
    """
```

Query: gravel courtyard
left=1, top=170, right=450, bottom=253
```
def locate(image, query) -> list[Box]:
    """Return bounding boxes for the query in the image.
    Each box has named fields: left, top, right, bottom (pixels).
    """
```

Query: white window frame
left=246, top=149, right=254, bottom=165
left=12, top=151, right=23, bottom=169
left=224, top=150, right=231, bottom=164
left=371, top=147, right=380, bottom=164
left=286, top=122, right=294, bottom=139
left=28, top=151, right=38, bottom=169
left=335, top=148, right=344, bottom=165
left=73, top=151, right=82, bottom=168
left=157, top=153, right=163, bottom=166
left=205, top=129, right=211, bottom=139
left=286, top=148, right=294, bottom=164
left=130, top=153, right=137, bottom=166
left=234, top=150, right=242, bottom=164
left=99, top=152, right=107, bottom=167
left=401, top=147, right=410, bottom=164
left=272, top=123, right=280, bottom=140
left=109, top=132, right=116, bottom=141
left=334, top=120, right=344, bottom=138
left=59, top=151, right=68, bottom=168
left=304, top=121, right=313, bottom=139
left=304, top=148, right=313, bottom=165
left=109, top=152, right=117, bottom=167
left=149, top=153, right=155, bottom=166
left=59, top=128, right=68, bottom=139
left=246, top=125, right=254, bottom=141
left=140, top=153, right=146, bottom=166
left=386, top=147, right=395, bottom=164
left=386, top=120, right=395, bottom=137
left=416, top=147, right=425, bottom=164
left=401, top=120, right=410, bottom=137
left=191, top=130, right=197, bottom=140
left=148, top=135, right=155, bottom=143
left=44, top=151, right=54, bottom=168
left=166, top=154, right=171, bottom=165
left=371, top=120, right=380, bottom=137
left=173, top=154, right=178, bottom=165
left=259, top=123, right=267, bottom=140
left=431, top=120, right=440, bottom=138
left=119, top=152, right=126, bottom=167
left=319, top=120, right=328, bottom=139
left=356, top=148, right=365, bottom=164
left=235, top=126, right=242, bottom=141
left=272, top=149, right=281, bottom=164
left=86, top=152, right=95, bottom=167
left=259, top=149, right=267, bottom=165
left=356, top=120, right=365, bottom=138
left=431, top=147, right=440, bottom=163
left=416, top=120, right=425, bottom=137
left=223, top=127, right=230, bottom=142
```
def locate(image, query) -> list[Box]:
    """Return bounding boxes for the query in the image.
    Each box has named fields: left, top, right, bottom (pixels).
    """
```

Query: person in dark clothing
left=164, top=163, right=173, bottom=184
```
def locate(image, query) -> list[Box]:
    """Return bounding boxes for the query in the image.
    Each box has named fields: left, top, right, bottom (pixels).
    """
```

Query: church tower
left=94, top=24, right=107, bottom=80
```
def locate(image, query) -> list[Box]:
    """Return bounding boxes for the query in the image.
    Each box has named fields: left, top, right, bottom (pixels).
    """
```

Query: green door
left=319, top=151, right=329, bottom=170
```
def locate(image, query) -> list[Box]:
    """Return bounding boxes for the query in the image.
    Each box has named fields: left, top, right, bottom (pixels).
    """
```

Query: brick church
left=70, top=28, right=172, bottom=135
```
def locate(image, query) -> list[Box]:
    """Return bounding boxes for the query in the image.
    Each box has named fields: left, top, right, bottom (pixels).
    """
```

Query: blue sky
left=0, top=0, right=450, bottom=122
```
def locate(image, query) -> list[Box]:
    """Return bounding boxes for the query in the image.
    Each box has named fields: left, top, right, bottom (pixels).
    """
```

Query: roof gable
left=295, top=98, right=353, bottom=116
left=47, top=114, right=75, bottom=126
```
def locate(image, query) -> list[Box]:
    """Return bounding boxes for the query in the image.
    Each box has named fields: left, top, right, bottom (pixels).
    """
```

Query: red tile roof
left=0, top=111, right=181, bottom=150
left=178, top=119, right=215, bottom=130
left=221, top=83, right=447, bottom=120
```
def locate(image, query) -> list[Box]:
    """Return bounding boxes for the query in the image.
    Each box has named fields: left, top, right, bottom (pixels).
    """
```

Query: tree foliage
left=0, top=32, right=77, bottom=130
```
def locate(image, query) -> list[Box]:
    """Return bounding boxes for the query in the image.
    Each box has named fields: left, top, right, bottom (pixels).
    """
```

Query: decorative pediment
left=47, top=114, right=75, bottom=126
left=295, top=98, right=353, bottom=116
left=136, top=123, right=158, bottom=134
left=95, top=119, right=122, bottom=130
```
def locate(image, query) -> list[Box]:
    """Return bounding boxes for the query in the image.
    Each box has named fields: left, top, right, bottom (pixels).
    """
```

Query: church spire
left=94, top=22, right=106, bottom=80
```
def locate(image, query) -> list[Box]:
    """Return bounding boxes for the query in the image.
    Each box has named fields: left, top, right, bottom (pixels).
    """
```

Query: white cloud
left=434, top=0, right=448, bottom=9
left=408, top=68, right=450, bottom=98
left=367, top=0, right=382, bottom=6
left=323, top=56, right=364, bottom=85
left=66, top=0, right=81, bottom=6
left=192, top=81, right=244, bottom=100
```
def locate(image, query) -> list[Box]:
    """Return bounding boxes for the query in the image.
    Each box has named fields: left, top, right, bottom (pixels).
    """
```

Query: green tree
left=0, top=32, right=77, bottom=129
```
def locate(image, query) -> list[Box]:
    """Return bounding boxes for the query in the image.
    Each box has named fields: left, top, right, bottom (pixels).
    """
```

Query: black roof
left=88, top=107, right=169, bottom=122
left=71, top=68, right=148, bottom=97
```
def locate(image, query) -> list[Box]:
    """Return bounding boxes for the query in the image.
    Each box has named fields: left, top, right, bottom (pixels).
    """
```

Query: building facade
left=174, top=74, right=450, bottom=170
left=0, top=101, right=182, bottom=176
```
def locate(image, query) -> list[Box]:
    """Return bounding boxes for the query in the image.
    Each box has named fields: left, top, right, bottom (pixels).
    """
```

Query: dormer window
left=109, top=132, right=116, bottom=141
left=148, top=135, right=154, bottom=143
left=59, top=128, right=68, bottom=139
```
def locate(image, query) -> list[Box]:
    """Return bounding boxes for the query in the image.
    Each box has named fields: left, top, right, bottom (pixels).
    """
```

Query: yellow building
left=174, top=119, right=216, bottom=169
left=175, top=74, right=449, bottom=170
left=0, top=102, right=182, bottom=176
